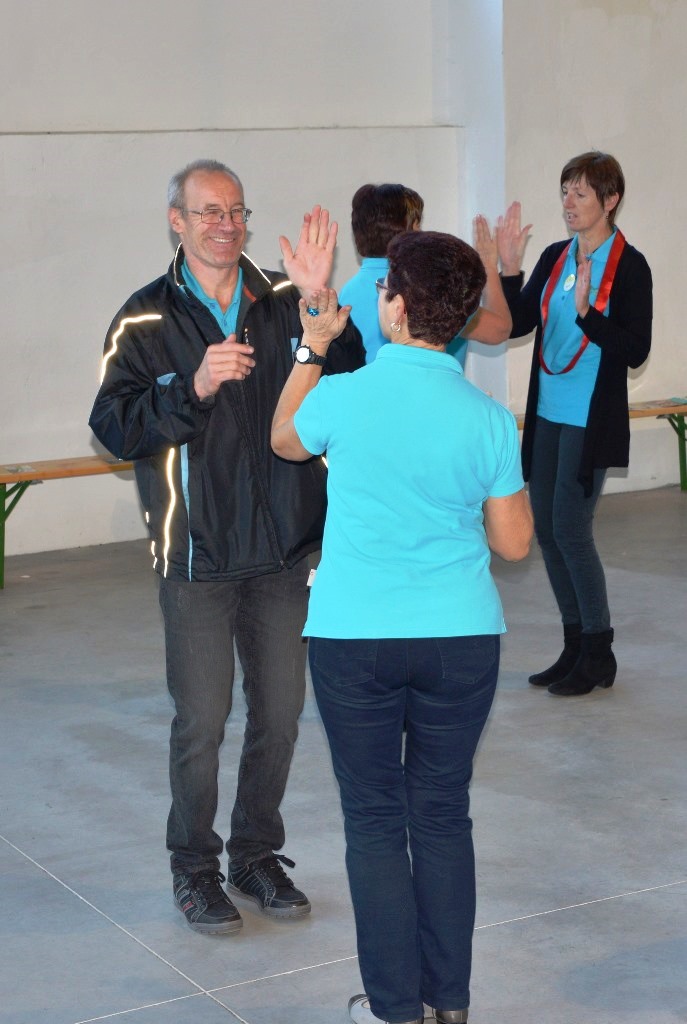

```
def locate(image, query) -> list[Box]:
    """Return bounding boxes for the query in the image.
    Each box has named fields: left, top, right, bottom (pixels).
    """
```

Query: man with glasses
left=89, top=159, right=364, bottom=936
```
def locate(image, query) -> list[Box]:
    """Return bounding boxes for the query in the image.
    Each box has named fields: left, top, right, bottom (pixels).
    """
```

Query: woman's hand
left=495, top=201, right=532, bottom=275
left=272, top=288, right=349, bottom=462
left=466, top=215, right=512, bottom=344
left=298, top=288, right=351, bottom=350
left=575, top=257, right=592, bottom=318
left=473, top=215, right=498, bottom=272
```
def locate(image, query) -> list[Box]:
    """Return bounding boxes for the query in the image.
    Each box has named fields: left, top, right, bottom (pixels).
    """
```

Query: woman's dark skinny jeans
left=529, top=415, right=610, bottom=633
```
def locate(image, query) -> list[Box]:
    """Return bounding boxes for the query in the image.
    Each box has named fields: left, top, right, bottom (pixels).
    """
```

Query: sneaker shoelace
left=258, top=854, right=296, bottom=889
left=189, top=871, right=227, bottom=907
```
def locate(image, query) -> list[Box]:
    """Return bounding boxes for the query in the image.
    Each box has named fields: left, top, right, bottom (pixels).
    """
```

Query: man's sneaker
left=173, top=870, right=243, bottom=935
left=226, top=854, right=311, bottom=919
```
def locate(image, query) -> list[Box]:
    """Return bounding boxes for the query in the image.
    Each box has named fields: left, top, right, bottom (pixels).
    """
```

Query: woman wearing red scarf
left=497, top=152, right=652, bottom=695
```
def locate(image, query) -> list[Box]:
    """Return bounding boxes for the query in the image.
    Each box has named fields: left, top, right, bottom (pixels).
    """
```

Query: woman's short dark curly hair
left=351, top=183, right=424, bottom=257
left=560, top=151, right=625, bottom=227
left=385, top=231, right=486, bottom=347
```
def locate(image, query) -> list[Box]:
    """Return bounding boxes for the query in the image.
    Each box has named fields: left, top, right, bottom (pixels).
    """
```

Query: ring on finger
left=306, top=306, right=319, bottom=317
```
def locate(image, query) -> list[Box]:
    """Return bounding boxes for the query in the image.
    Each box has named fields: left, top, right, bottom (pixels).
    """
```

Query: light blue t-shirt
left=181, top=260, right=244, bottom=336
left=339, top=257, right=389, bottom=364
left=339, top=256, right=470, bottom=367
left=538, top=232, right=614, bottom=427
left=294, top=344, right=524, bottom=639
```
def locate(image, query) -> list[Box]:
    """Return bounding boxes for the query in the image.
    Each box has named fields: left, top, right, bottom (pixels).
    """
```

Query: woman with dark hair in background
left=339, top=182, right=512, bottom=363
left=272, top=230, right=533, bottom=1024
left=494, top=151, right=652, bottom=695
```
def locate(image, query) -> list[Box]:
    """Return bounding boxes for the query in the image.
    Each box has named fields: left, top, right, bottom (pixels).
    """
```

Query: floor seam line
left=72, top=991, right=247, bottom=1024
left=4, top=830, right=684, bottom=1018
left=0, top=833, right=238, bottom=1008
left=475, top=878, right=687, bottom=930
left=0, top=831, right=331, bottom=1021
left=201, top=881, right=687, bottom=991
left=206, top=954, right=360, bottom=993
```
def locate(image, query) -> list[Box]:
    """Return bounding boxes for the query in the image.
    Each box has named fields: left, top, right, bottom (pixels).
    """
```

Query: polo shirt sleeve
left=488, top=407, right=525, bottom=498
left=293, top=379, right=331, bottom=456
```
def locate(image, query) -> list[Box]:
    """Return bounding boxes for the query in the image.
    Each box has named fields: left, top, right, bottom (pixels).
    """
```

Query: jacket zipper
left=233, top=305, right=287, bottom=567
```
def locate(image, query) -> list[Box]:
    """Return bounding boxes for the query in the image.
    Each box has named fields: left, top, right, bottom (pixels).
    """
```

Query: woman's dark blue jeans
left=529, top=416, right=610, bottom=632
left=159, top=561, right=309, bottom=875
left=309, top=634, right=499, bottom=1024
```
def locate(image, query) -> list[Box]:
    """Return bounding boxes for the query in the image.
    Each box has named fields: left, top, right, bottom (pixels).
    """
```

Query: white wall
left=0, top=0, right=458, bottom=556
left=0, top=0, right=435, bottom=133
left=502, top=0, right=687, bottom=492
left=1, top=126, right=465, bottom=554
left=431, top=0, right=509, bottom=403
left=1, top=0, right=684, bottom=556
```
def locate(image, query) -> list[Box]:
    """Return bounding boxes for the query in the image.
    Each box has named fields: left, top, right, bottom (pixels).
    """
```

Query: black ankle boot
left=528, top=624, right=582, bottom=686
left=548, top=629, right=617, bottom=696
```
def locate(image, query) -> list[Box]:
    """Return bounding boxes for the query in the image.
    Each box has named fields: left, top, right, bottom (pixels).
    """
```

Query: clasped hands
left=472, top=202, right=532, bottom=277
left=476, top=201, right=591, bottom=316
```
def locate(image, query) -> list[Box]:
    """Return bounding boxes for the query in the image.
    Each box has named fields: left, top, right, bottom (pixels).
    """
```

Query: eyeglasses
left=375, top=278, right=389, bottom=293
left=183, top=207, right=252, bottom=225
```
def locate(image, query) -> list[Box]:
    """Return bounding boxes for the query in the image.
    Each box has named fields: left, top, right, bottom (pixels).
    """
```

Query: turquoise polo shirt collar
left=570, top=229, right=616, bottom=268
left=181, top=260, right=244, bottom=336
left=361, top=256, right=390, bottom=273
left=376, top=341, right=465, bottom=374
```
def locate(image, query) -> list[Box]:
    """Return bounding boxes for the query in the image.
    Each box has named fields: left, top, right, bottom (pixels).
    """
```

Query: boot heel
left=547, top=632, right=616, bottom=696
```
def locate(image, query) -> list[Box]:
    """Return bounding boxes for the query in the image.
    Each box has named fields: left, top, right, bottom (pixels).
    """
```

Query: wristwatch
left=294, top=344, right=327, bottom=366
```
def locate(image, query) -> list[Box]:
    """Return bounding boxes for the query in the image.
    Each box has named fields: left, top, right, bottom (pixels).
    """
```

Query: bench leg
left=666, top=414, right=687, bottom=492
left=0, top=481, right=32, bottom=590
left=0, top=483, right=5, bottom=590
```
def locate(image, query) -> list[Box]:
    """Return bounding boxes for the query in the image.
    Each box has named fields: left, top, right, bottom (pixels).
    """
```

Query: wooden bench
left=1, top=398, right=685, bottom=590
left=0, top=456, right=134, bottom=589
left=514, top=398, right=687, bottom=493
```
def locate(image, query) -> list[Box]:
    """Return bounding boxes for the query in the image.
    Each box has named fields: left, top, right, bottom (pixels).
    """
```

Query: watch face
left=295, top=346, right=310, bottom=363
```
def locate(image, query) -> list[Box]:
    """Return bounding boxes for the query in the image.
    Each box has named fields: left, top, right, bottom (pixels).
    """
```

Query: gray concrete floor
left=1, top=487, right=686, bottom=1024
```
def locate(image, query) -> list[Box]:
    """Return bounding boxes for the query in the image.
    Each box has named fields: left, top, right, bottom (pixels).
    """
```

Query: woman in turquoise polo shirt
left=339, top=182, right=514, bottom=365
left=272, top=231, right=533, bottom=1024
left=495, top=152, right=652, bottom=696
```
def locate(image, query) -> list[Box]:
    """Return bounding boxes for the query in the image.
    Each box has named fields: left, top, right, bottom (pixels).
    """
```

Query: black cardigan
left=501, top=238, right=652, bottom=495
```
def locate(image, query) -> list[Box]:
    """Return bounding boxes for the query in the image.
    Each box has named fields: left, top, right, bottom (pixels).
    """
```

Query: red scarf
left=539, top=229, right=626, bottom=375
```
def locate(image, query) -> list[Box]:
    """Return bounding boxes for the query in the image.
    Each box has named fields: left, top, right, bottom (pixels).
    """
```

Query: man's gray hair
left=167, top=160, right=243, bottom=209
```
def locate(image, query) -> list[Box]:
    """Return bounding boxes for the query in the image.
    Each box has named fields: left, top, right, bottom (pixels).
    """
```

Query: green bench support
left=0, top=456, right=134, bottom=589
left=2, top=402, right=685, bottom=589
left=515, top=398, right=687, bottom=493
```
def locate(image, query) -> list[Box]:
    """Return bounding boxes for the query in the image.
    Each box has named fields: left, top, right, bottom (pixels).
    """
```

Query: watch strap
left=295, top=345, right=326, bottom=366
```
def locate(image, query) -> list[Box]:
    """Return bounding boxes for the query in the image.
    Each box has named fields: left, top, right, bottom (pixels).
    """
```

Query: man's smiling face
left=168, top=170, right=248, bottom=275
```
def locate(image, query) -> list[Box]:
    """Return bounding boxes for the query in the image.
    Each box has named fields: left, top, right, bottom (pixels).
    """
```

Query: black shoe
left=434, top=1011, right=469, bottom=1023
left=226, top=854, right=311, bottom=919
left=528, top=624, right=582, bottom=686
left=173, top=870, right=243, bottom=935
left=548, top=629, right=617, bottom=696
